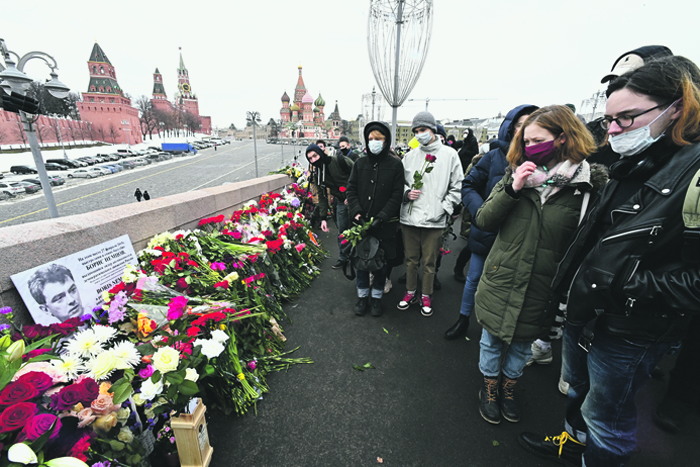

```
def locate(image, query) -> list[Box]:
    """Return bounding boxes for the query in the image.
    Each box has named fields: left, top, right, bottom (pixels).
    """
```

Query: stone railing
left=0, top=174, right=291, bottom=325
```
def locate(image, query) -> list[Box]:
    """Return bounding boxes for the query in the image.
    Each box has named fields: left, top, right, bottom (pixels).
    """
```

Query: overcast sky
left=2, top=0, right=698, bottom=130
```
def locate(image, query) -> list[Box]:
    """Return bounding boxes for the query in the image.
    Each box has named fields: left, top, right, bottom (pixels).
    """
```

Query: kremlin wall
left=0, top=42, right=211, bottom=149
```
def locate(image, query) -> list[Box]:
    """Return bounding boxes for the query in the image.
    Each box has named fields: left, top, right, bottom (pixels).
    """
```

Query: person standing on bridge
left=143, top=191, right=150, bottom=201
left=134, top=188, right=142, bottom=202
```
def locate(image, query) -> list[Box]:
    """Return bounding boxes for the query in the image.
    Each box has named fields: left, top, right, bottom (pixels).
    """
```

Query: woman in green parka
left=473, top=105, right=603, bottom=426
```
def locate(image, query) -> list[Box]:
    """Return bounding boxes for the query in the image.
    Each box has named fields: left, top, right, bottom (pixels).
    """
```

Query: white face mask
left=609, top=101, right=679, bottom=157
left=415, top=131, right=433, bottom=145
left=368, top=140, right=384, bottom=154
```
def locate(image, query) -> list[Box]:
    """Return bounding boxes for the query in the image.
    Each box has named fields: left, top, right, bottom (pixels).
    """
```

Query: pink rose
left=90, top=394, right=119, bottom=415
left=77, top=407, right=96, bottom=428
left=139, top=364, right=154, bottom=379
left=21, top=413, right=61, bottom=440
left=13, top=362, right=68, bottom=384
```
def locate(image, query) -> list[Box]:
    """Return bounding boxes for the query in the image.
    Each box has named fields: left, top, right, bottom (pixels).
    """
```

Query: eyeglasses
left=600, top=102, right=672, bottom=130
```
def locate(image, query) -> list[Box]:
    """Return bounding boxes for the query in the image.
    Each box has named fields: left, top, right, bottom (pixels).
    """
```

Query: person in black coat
left=143, top=190, right=150, bottom=201
left=346, top=121, right=404, bottom=317
left=458, top=128, right=479, bottom=171
left=134, top=188, right=142, bottom=202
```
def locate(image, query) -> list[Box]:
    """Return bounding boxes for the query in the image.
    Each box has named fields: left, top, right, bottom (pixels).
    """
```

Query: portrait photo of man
left=27, top=264, right=85, bottom=322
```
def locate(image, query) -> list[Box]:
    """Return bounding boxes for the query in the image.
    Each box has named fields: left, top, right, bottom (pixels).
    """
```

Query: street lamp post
left=296, top=120, right=304, bottom=160
left=246, top=111, right=261, bottom=178
left=54, top=118, right=67, bottom=159
left=0, top=38, right=70, bottom=218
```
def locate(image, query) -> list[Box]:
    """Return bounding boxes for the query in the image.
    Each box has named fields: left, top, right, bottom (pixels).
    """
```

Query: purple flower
left=290, top=198, right=300, bottom=208
left=139, top=364, right=155, bottom=379
left=82, top=313, right=94, bottom=322
left=210, top=262, right=226, bottom=271
left=0, top=324, right=10, bottom=332
left=170, top=436, right=176, bottom=443
left=0, top=307, right=12, bottom=315
left=108, top=291, right=128, bottom=324
left=92, top=462, right=111, bottom=467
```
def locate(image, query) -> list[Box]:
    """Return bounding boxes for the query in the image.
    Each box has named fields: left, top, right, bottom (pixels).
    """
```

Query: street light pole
left=0, top=38, right=70, bottom=218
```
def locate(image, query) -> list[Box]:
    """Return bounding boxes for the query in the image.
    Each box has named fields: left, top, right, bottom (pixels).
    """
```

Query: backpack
left=342, top=235, right=385, bottom=280
left=682, top=166, right=700, bottom=262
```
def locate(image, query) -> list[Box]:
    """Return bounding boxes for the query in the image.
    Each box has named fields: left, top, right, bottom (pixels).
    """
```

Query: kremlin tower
left=151, top=68, right=170, bottom=112
left=77, top=42, right=142, bottom=144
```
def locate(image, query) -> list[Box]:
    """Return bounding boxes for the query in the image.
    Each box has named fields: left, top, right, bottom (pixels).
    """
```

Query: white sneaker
left=369, top=272, right=374, bottom=287
left=383, top=278, right=392, bottom=294
left=558, top=374, right=570, bottom=395
left=526, top=341, right=553, bottom=366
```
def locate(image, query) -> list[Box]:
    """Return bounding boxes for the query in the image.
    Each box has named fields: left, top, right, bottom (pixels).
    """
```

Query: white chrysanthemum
left=138, top=248, right=162, bottom=258
left=112, top=341, right=141, bottom=370
left=196, top=339, right=225, bottom=359
left=52, top=355, right=85, bottom=379
left=92, top=325, right=117, bottom=344
left=65, top=329, right=101, bottom=358
left=139, top=378, right=164, bottom=401
left=86, top=351, right=118, bottom=380
left=146, top=232, right=176, bottom=250
left=210, top=330, right=229, bottom=344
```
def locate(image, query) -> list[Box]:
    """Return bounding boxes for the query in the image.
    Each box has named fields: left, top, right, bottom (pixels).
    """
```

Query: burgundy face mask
left=524, top=140, right=557, bottom=165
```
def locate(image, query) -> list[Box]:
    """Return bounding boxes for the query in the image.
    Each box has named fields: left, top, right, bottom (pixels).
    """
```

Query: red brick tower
left=175, top=48, right=199, bottom=116
left=151, top=67, right=171, bottom=112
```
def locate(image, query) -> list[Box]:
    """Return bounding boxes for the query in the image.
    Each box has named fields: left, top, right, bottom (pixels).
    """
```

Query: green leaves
left=353, top=362, right=375, bottom=371
left=178, top=380, right=200, bottom=396
left=109, top=378, right=133, bottom=405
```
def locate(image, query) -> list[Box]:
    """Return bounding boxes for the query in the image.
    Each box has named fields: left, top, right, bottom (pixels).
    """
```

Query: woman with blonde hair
left=472, top=105, right=606, bottom=425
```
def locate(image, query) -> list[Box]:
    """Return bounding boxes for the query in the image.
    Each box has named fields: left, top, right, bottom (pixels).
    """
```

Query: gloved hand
left=368, top=217, right=383, bottom=234
left=352, top=213, right=366, bottom=226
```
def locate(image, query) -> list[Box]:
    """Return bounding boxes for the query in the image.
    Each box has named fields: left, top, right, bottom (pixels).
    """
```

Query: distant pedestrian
left=134, top=188, right=142, bottom=202
left=215, top=144, right=217, bottom=151
left=143, top=190, right=150, bottom=201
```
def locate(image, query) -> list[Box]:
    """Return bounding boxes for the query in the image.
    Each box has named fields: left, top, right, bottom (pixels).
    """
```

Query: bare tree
left=12, top=120, right=27, bottom=148
left=107, top=121, right=120, bottom=144
left=67, top=120, right=78, bottom=147
left=94, top=124, right=105, bottom=143
left=0, top=127, right=7, bottom=153
left=135, top=95, right=158, bottom=140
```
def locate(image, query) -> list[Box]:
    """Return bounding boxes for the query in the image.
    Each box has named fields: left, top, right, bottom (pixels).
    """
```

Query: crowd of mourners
left=303, top=45, right=700, bottom=467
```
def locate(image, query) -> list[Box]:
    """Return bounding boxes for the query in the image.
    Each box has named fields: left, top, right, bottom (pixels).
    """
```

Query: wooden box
left=171, top=399, right=213, bottom=467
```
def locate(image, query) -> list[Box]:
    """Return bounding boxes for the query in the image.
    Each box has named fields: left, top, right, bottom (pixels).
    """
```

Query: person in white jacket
left=398, top=111, right=463, bottom=316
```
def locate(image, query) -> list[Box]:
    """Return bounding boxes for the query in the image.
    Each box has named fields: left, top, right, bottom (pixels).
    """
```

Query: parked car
left=104, top=164, right=123, bottom=173
left=44, top=163, right=69, bottom=171
left=117, top=149, right=136, bottom=157
left=11, top=181, right=42, bottom=194
left=91, top=167, right=110, bottom=176
left=97, top=165, right=117, bottom=174
left=118, top=161, right=135, bottom=169
left=46, top=159, right=82, bottom=169
left=132, top=158, right=148, bottom=167
left=68, top=169, right=97, bottom=179
left=10, top=165, right=37, bottom=174
left=0, top=182, right=25, bottom=196
left=23, top=176, right=60, bottom=187
left=77, top=157, right=97, bottom=165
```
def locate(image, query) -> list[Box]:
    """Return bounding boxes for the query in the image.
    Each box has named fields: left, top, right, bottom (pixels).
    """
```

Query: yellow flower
left=102, top=291, right=112, bottom=303
left=99, top=382, right=112, bottom=395
left=219, top=324, right=227, bottom=331
left=89, top=352, right=117, bottom=380
left=152, top=347, right=180, bottom=374
left=92, top=412, right=118, bottom=434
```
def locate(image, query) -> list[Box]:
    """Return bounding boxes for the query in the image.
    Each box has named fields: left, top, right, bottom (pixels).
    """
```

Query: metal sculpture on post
left=367, top=0, right=433, bottom=145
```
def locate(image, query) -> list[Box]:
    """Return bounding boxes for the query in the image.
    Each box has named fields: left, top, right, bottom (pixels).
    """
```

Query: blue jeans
left=336, top=202, right=350, bottom=262
left=356, top=265, right=387, bottom=299
left=478, top=328, right=533, bottom=379
left=563, top=323, right=681, bottom=466
left=459, top=253, right=486, bottom=316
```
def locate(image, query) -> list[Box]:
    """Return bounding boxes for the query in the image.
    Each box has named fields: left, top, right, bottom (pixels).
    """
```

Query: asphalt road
left=0, top=141, right=304, bottom=228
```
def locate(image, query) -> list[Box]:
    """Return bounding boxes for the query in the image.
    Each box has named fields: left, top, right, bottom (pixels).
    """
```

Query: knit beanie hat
left=436, top=124, right=447, bottom=140
left=412, top=111, right=437, bottom=132
left=305, top=144, right=329, bottom=167
left=338, top=136, right=350, bottom=144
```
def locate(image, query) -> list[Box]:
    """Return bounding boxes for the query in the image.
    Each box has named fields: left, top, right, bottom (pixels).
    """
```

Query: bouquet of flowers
left=339, top=218, right=375, bottom=249
left=408, top=153, right=437, bottom=214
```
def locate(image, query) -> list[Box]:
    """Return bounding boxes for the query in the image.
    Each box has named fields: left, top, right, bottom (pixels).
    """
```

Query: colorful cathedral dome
left=289, top=103, right=300, bottom=111
left=313, top=106, right=320, bottom=113
left=281, top=91, right=290, bottom=102
left=302, top=91, right=314, bottom=104
left=314, top=93, right=326, bottom=107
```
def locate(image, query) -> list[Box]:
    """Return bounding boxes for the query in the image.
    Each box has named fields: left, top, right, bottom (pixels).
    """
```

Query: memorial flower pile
left=0, top=185, right=324, bottom=466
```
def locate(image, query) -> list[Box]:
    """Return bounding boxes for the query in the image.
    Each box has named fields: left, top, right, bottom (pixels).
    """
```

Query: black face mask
left=340, top=147, right=350, bottom=155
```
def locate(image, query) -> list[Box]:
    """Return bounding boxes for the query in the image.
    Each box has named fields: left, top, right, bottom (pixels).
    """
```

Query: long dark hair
left=606, top=56, right=700, bottom=145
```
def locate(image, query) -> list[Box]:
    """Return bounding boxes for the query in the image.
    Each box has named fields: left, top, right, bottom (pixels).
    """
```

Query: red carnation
left=0, top=402, right=37, bottom=433
left=16, top=371, right=54, bottom=392
left=0, top=382, right=39, bottom=406
left=339, top=186, right=346, bottom=192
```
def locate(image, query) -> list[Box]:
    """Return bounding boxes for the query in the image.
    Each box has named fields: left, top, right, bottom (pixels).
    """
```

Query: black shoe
left=354, top=297, right=369, bottom=316
left=370, top=298, right=383, bottom=317
left=500, top=377, right=521, bottom=423
left=433, top=276, right=442, bottom=290
left=518, top=431, right=585, bottom=467
left=479, top=376, right=501, bottom=425
left=653, top=398, right=688, bottom=434
left=398, top=273, right=406, bottom=284
left=454, top=270, right=466, bottom=283
left=332, top=260, right=347, bottom=270
left=444, top=314, right=470, bottom=340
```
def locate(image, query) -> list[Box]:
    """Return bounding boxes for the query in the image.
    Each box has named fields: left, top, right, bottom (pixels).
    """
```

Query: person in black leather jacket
left=520, top=55, right=700, bottom=467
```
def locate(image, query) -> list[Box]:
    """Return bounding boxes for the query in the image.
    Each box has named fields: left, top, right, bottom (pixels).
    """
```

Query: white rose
left=118, top=427, right=134, bottom=444
left=198, top=339, right=225, bottom=359
left=152, top=347, right=180, bottom=374
left=139, top=379, right=164, bottom=401
left=185, top=368, right=199, bottom=382
left=210, top=330, right=229, bottom=344
left=116, top=407, right=131, bottom=425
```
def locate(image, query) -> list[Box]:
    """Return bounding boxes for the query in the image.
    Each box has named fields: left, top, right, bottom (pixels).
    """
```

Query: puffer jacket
left=316, top=155, right=354, bottom=221
left=400, top=139, right=463, bottom=229
left=474, top=162, right=605, bottom=344
left=462, top=105, right=539, bottom=255
left=552, top=142, right=700, bottom=342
